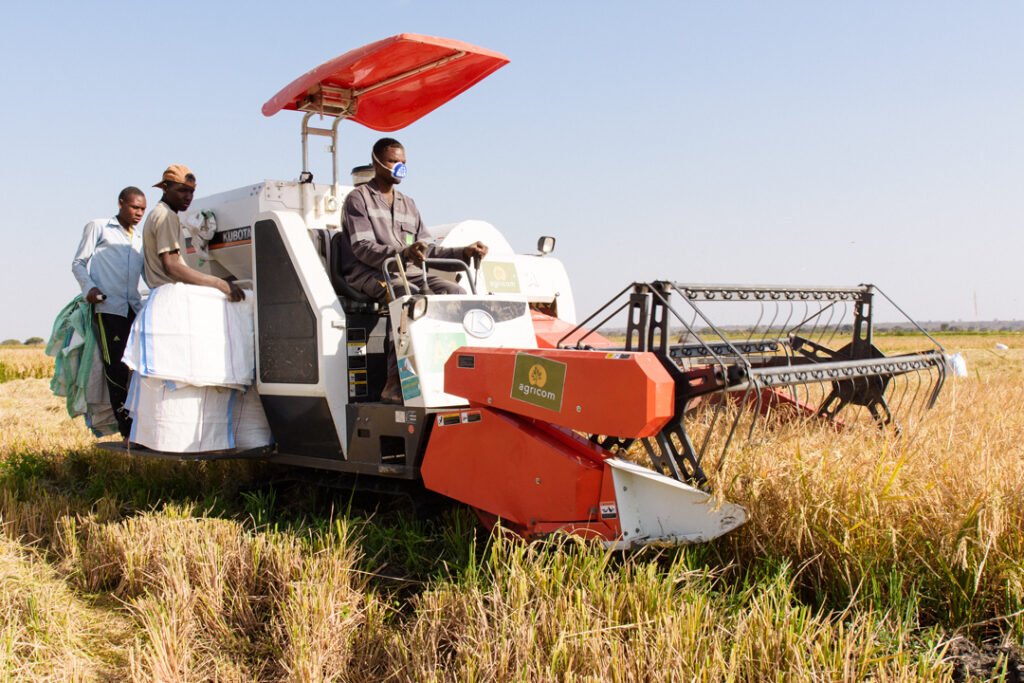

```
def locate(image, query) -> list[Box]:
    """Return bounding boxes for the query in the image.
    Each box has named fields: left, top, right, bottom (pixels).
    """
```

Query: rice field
left=0, top=346, right=53, bottom=383
left=0, top=334, right=1021, bottom=681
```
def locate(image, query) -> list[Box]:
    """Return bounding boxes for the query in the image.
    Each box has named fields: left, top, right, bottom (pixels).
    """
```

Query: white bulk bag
left=127, top=376, right=235, bottom=452
left=124, top=283, right=255, bottom=389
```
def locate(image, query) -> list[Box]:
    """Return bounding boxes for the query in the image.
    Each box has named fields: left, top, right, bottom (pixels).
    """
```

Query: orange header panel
left=444, top=347, right=675, bottom=438
left=261, top=33, right=509, bottom=131
left=531, top=310, right=617, bottom=349
left=421, top=407, right=611, bottom=532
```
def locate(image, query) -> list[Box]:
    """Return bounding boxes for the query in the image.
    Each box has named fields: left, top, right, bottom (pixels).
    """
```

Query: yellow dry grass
left=0, top=347, right=53, bottom=383
left=0, top=534, right=132, bottom=681
left=713, top=339, right=1024, bottom=626
left=0, top=379, right=95, bottom=456
left=62, top=508, right=368, bottom=681
left=0, top=335, right=1020, bottom=680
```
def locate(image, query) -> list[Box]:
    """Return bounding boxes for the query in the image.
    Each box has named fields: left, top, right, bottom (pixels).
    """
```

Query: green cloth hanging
left=45, top=296, right=116, bottom=435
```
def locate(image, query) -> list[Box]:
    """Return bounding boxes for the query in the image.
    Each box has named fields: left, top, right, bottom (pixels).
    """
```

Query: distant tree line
left=1, top=337, right=44, bottom=346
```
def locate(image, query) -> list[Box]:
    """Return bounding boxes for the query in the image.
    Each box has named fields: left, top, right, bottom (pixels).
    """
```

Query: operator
left=71, top=186, right=147, bottom=437
left=142, top=164, right=245, bottom=302
left=341, top=137, right=488, bottom=403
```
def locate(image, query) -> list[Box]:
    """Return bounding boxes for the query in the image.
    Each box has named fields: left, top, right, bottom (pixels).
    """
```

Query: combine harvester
left=110, top=34, right=948, bottom=548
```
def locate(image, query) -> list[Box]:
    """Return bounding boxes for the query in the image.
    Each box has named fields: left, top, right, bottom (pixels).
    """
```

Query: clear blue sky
left=2, top=2, right=1021, bottom=339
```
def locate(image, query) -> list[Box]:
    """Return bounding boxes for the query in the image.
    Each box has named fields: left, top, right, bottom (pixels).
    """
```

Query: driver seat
left=329, top=231, right=379, bottom=313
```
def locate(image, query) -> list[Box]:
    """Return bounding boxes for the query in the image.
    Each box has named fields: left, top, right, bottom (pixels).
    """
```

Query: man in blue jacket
left=71, top=187, right=147, bottom=437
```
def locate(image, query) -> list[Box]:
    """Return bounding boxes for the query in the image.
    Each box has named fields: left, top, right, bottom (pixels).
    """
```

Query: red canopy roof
left=261, top=34, right=509, bottom=131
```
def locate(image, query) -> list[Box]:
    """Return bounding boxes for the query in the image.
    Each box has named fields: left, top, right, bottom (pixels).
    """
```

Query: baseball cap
left=154, top=164, right=197, bottom=189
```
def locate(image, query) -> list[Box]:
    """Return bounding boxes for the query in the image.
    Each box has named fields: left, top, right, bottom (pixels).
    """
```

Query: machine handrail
left=382, top=256, right=477, bottom=300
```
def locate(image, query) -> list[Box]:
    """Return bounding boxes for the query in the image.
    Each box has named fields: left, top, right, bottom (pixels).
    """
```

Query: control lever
left=421, top=266, right=432, bottom=295
left=472, top=254, right=481, bottom=292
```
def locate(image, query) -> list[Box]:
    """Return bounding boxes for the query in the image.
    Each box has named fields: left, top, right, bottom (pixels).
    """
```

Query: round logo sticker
left=528, top=364, right=547, bottom=387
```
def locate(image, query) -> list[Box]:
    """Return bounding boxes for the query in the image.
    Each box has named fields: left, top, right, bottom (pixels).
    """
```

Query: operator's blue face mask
left=373, top=153, right=407, bottom=180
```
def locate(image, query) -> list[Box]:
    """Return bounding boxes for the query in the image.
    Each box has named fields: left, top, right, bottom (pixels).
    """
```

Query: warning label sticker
left=599, top=502, right=618, bottom=519
left=435, top=410, right=482, bottom=427
left=436, top=412, right=461, bottom=427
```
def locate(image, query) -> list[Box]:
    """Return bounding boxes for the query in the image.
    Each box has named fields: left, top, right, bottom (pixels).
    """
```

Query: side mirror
left=537, top=236, right=556, bottom=255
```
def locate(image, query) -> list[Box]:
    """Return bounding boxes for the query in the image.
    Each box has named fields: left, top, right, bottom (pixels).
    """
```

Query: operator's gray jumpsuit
left=341, top=181, right=469, bottom=395
left=341, top=182, right=465, bottom=299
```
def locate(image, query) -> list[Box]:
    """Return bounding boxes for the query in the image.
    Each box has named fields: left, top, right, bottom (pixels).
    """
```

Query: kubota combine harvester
left=108, top=34, right=948, bottom=548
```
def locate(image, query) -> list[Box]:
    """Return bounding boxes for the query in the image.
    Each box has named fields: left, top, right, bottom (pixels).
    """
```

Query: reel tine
left=805, top=376, right=818, bottom=423
left=916, top=364, right=935, bottom=424
left=815, top=380, right=828, bottom=422
left=806, top=301, right=825, bottom=347
left=822, top=300, right=844, bottom=348
left=901, top=364, right=922, bottom=422
left=888, top=369, right=909, bottom=424
left=747, top=382, right=762, bottom=440
left=913, top=366, right=929, bottom=419
left=780, top=301, right=797, bottom=341
left=927, top=362, right=944, bottom=415
left=794, top=301, right=811, bottom=339
left=895, top=366, right=918, bottom=426
left=927, top=360, right=946, bottom=411
left=688, top=309, right=700, bottom=344
left=770, top=301, right=782, bottom=344
left=783, top=308, right=796, bottom=364
left=921, top=366, right=937, bottom=423
left=746, top=301, right=765, bottom=345
left=700, top=393, right=725, bottom=463
left=821, top=301, right=846, bottom=349
left=718, top=385, right=750, bottom=473
left=925, top=364, right=942, bottom=420
left=811, top=302, right=830, bottom=348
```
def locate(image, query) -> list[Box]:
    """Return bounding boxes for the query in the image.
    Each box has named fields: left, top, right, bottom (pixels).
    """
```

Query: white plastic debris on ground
left=946, top=352, right=968, bottom=378
left=123, top=284, right=272, bottom=453
left=995, top=343, right=1009, bottom=351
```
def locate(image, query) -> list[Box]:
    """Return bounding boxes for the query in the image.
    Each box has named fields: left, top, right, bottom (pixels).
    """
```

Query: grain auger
left=565, top=282, right=948, bottom=490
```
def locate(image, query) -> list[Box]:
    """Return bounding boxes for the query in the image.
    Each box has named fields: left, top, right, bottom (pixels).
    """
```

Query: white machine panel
left=389, top=295, right=538, bottom=408
left=476, top=255, right=576, bottom=323
left=183, top=181, right=354, bottom=281
left=433, top=220, right=577, bottom=324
